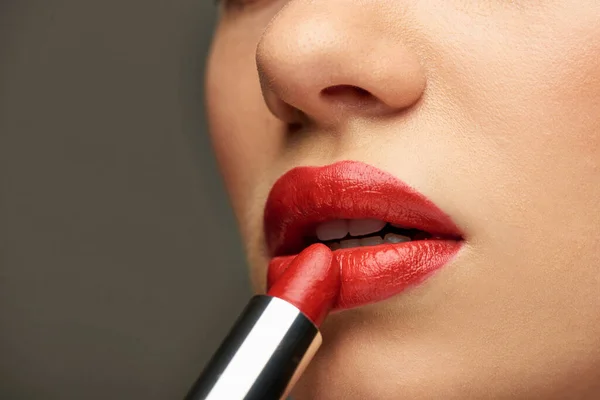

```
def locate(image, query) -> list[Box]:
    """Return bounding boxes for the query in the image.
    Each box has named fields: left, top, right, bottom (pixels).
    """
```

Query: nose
left=256, top=1, right=426, bottom=127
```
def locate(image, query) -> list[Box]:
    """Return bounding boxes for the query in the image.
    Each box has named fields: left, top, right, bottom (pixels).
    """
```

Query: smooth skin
left=205, top=1, right=600, bottom=399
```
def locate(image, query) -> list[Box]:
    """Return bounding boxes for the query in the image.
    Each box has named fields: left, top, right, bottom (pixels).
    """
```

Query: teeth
left=316, top=220, right=349, bottom=241
left=348, top=219, right=386, bottom=236
left=384, top=233, right=412, bottom=243
left=327, top=234, right=411, bottom=250
left=359, top=236, right=384, bottom=247
left=316, top=219, right=423, bottom=250
left=340, top=239, right=361, bottom=248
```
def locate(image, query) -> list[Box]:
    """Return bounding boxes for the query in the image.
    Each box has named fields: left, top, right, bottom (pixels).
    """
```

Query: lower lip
left=268, top=239, right=462, bottom=310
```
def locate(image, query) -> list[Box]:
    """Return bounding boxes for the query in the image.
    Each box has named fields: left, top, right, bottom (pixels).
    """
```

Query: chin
left=289, top=293, right=600, bottom=400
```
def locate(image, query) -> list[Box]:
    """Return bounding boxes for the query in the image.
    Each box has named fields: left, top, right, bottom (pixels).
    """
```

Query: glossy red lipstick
left=265, top=161, right=463, bottom=310
left=267, top=243, right=339, bottom=326
left=185, top=244, right=338, bottom=400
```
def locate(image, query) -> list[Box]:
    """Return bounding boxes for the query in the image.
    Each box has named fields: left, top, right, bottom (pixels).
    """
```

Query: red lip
left=264, top=161, right=463, bottom=310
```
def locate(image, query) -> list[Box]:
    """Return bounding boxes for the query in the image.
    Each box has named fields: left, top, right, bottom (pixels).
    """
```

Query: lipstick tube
left=184, top=244, right=338, bottom=400
left=184, top=295, right=321, bottom=400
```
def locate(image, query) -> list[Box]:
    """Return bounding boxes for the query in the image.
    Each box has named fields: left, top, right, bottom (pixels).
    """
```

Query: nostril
left=320, top=85, right=374, bottom=102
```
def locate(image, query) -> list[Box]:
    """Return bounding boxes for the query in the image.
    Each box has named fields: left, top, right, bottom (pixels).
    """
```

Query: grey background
left=0, top=1, right=252, bottom=398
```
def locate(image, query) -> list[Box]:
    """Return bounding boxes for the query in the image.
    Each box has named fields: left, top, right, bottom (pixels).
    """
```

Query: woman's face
left=206, top=1, right=600, bottom=399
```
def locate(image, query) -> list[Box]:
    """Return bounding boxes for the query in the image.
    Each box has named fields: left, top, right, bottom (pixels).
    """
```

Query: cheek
left=206, top=27, right=287, bottom=289
left=206, top=30, right=283, bottom=223
left=422, top=3, right=600, bottom=231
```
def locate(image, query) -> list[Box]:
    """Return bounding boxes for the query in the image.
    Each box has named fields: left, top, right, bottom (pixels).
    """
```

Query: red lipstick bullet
left=184, top=244, right=339, bottom=400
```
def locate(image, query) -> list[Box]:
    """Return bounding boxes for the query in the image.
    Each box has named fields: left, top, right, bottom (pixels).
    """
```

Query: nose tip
left=256, top=5, right=426, bottom=126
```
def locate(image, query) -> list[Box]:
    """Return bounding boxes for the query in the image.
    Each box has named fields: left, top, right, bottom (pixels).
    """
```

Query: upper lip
left=264, top=161, right=462, bottom=257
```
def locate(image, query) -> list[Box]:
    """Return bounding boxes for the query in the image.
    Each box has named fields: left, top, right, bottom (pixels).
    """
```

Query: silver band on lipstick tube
left=184, top=295, right=322, bottom=400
